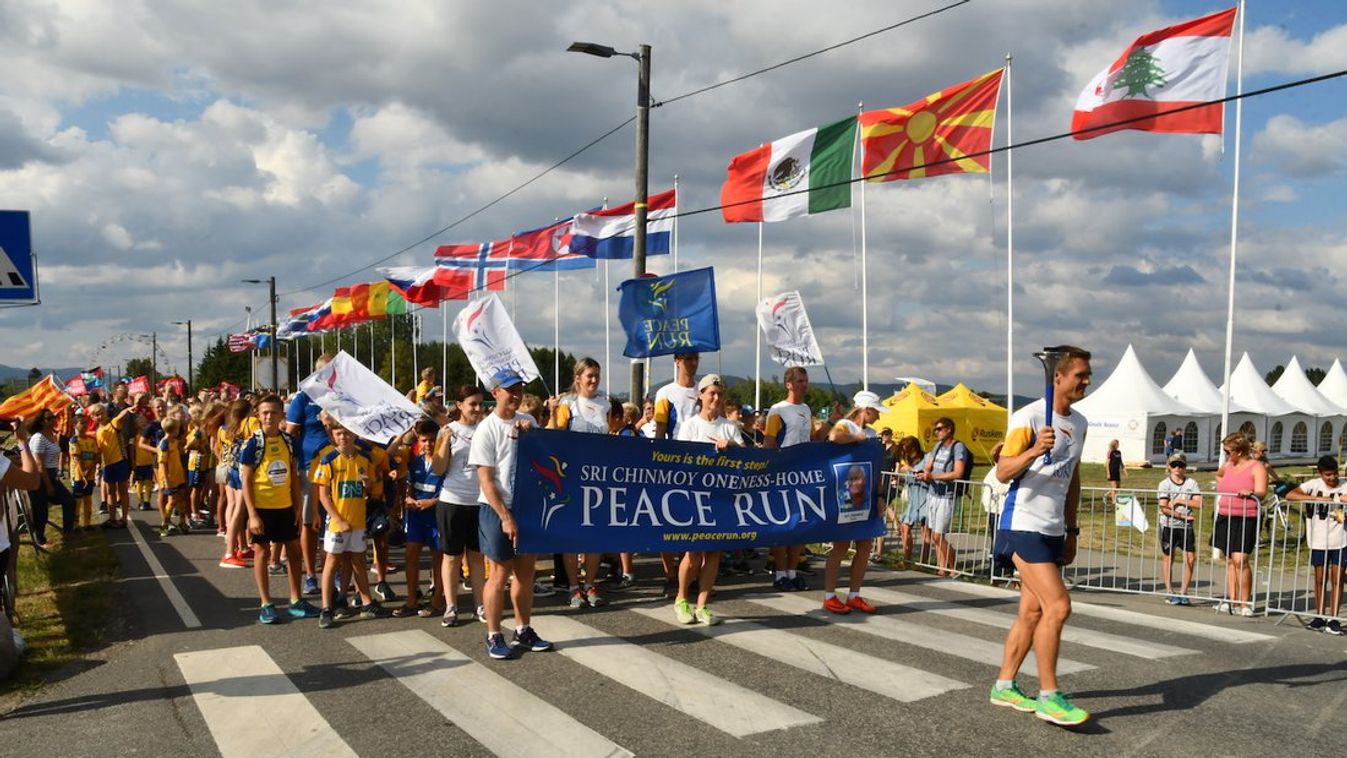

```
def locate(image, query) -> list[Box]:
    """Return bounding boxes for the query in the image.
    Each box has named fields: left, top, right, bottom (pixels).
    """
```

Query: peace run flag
left=860, top=68, right=1003, bottom=182
left=618, top=267, right=720, bottom=359
left=453, top=293, right=541, bottom=386
left=720, top=117, right=856, bottom=223
left=755, top=291, right=824, bottom=367
left=298, top=351, right=422, bottom=444
left=1072, top=7, right=1237, bottom=139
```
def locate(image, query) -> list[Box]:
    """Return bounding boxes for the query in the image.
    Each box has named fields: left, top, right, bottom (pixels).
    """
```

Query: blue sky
left=0, top=0, right=1344, bottom=397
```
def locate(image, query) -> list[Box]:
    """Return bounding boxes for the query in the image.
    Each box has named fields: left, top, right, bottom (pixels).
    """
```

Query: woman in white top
left=431, top=385, right=488, bottom=627
left=29, top=411, right=73, bottom=545
left=548, top=358, right=614, bottom=608
left=673, top=374, right=743, bottom=626
left=822, top=390, right=885, bottom=615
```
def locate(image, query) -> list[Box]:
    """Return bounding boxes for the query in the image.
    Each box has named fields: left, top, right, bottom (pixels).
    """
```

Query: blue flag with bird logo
left=617, top=267, right=720, bottom=358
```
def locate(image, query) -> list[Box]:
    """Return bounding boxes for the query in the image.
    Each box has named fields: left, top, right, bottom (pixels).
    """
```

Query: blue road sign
left=0, top=210, right=36, bottom=304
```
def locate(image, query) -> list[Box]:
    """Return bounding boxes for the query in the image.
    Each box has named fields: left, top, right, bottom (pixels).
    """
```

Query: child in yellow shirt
left=312, top=420, right=379, bottom=627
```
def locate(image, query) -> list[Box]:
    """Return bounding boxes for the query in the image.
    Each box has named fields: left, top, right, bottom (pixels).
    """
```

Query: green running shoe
left=694, top=606, right=721, bottom=626
left=673, top=598, right=695, bottom=624
left=1035, top=691, right=1089, bottom=726
left=988, top=682, right=1036, bottom=713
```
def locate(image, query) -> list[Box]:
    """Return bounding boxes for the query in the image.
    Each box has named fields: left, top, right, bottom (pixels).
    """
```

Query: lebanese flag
left=721, top=116, right=856, bottom=223
left=1072, top=7, right=1237, bottom=140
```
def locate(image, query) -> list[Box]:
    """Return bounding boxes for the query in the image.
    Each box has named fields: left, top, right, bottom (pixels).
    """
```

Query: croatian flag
left=381, top=265, right=474, bottom=306
left=435, top=241, right=509, bottom=292
left=570, top=189, right=676, bottom=260
left=510, top=219, right=596, bottom=271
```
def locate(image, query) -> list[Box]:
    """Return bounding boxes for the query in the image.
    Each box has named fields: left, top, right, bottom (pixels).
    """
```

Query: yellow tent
left=873, top=383, right=1007, bottom=464
left=936, top=384, right=1008, bottom=464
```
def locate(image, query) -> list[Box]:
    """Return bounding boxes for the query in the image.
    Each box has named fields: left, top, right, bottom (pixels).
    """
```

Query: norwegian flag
left=434, top=240, right=510, bottom=292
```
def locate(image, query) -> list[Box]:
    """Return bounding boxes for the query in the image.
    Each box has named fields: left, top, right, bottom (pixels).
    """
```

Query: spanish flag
left=859, top=68, right=1003, bottom=182
left=0, top=375, right=73, bottom=422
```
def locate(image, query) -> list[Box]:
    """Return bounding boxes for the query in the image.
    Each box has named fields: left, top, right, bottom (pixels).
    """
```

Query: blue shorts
left=404, top=508, right=439, bottom=546
left=187, top=470, right=205, bottom=488
left=1311, top=548, right=1345, bottom=567
left=102, top=459, right=130, bottom=484
left=478, top=505, right=516, bottom=563
left=72, top=480, right=95, bottom=498
left=227, top=468, right=242, bottom=491
left=133, top=465, right=155, bottom=482
left=995, top=529, right=1065, bottom=566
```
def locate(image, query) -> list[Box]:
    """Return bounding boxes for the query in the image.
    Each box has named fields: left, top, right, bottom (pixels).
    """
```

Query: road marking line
left=631, top=606, right=968, bottom=701
left=127, top=517, right=201, bottom=628
left=505, top=616, right=821, bottom=736
left=860, top=586, right=1199, bottom=659
left=911, top=578, right=1276, bottom=643
left=348, top=630, right=631, bottom=758
left=747, top=592, right=1094, bottom=676
left=175, top=645, right=355, bottom=758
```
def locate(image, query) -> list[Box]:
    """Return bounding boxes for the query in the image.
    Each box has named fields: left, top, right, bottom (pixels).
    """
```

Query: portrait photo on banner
left=832, top=460, right=873, bottom=524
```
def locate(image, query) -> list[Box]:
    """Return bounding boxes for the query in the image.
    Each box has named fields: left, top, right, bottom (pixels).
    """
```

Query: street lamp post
left=568, top=41, right=651, bottom=403
left=172, top=320, right=193, bottom=394
left=243, top=277, right=280, bottom=392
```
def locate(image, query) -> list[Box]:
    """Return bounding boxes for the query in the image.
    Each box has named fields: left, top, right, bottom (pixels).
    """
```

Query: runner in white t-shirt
left=822, top=390, right=885, bottom=616
left=653, top=351, right=700, bottom=597
left=764, top=366, right=827, bottom=592
left=470, top=368, right=553, bottom=661
left=1286, top=456, right=1347, bottom=634
left=672, top=374, right=742, bottom=627
left=549, top=357, right=616, bottom=608
left=990, top=346, right=1092, bottom=727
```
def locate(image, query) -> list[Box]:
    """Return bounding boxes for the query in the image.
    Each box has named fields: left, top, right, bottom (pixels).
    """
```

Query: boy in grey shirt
left=1157, top=453, right=1202, bottom=605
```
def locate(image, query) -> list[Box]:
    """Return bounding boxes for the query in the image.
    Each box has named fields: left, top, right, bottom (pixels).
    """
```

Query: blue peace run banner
left=512, top=430, right=885, bottom=554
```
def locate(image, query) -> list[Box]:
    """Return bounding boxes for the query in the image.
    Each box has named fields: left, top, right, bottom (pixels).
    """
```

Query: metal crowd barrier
left=877, top=471, right=1273, bottom=615
left=1263, top=498, right=1346, bottom=625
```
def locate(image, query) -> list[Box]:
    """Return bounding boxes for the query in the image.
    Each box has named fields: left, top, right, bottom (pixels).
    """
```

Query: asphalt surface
left=0, top=514, right=1343, bottom=757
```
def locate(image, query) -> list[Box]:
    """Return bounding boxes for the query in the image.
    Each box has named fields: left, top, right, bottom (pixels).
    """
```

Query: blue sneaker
left=302, top=575, right=320, bottom=596
left=258, top=603, right=279, bottom=625
left=288, top=599, right=321, bottom=619
left=486, top=633, right=514, bottom=660
left=512, top=626, right=554, bottom=652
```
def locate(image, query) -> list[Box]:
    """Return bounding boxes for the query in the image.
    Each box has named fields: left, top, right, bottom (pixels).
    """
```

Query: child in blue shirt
left=394, top=419, right=446, bottom=618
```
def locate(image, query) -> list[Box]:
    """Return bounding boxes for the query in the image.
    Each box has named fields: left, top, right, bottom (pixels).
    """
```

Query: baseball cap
left=696, top=374, right=724, bottom=392
left=488, top=368, right=525, bottom=390
left=852, top=390, right=884, bottom=411
left=1167, top=452, right=1187, bottom=466
left=740, top=404, right=755, bottom=416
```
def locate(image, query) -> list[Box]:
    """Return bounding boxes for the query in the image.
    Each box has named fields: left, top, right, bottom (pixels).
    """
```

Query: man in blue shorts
left=285, top=353, right=333, bottom=596
left=989, top=345, right=1092, bottom=726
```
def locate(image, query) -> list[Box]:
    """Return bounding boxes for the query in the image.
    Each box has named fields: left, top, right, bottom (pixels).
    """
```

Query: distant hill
left=0, top=364, right=86, bottom=383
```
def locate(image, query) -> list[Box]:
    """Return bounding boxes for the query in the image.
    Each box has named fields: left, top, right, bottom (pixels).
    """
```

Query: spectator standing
left=1285, top=456, right=1347, bottom=634
left=28, top=412, right=73, bottom=544
left=896, top=436, right=930, bottom=568
left=1105, top=439, right=1124, bottom=505
left=822, top=390, right=886, bottom=615
left=1156, top=453, right=1201, bottom=605
left=1214, top=432, right=1266, bottom=617
left=915, top=417, right=968, bottom=577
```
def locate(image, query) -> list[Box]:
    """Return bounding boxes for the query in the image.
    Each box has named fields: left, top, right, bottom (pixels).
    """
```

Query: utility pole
left=268, top=276, right=278, bottom=392
left=631, top=43, right=651, bottom=404
left=151, top=331, right=158, bottom=391
left=173, top=320, right=193, bottom=394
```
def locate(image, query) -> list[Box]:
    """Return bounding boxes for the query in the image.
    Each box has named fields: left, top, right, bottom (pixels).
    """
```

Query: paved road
left=0, top=516, right=1342, bottom=757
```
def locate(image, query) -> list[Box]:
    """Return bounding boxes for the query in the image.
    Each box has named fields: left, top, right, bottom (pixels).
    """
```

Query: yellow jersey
left=158, top=436, right=186, bottom=489
left=70, top=436, right=98, bottom=480
left=95, top=416, right=125, bottom=467
left=238, top=431, right=295, bottom=509
left=312, top=448, right=372, bottom=532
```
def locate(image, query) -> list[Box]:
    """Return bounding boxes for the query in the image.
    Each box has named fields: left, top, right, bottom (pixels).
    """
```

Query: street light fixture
left=171, top=320, right=193, bottom=395
left=569, top=40, right=651, bottom=403
left=242, top=277, right=279, bottom=392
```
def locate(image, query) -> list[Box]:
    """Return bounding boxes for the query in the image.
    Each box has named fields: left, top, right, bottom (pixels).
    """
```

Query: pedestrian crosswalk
left=172, top=577, right=1277, bottom=757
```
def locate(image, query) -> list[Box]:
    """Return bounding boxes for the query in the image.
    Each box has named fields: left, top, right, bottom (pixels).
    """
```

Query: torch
left=1033, top=348, right=1066, bottom=465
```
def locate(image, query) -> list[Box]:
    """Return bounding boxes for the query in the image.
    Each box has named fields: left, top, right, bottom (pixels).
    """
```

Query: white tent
left=1223, top=353, right=1312, bottom=458
left=1318, top=360, right=1347, bottom=409
left=1074, top=345, right=1209, bottom=465
left=1162, top=349, right=1259, bottom=461
left=1272, top=355, right=1347, bottom=457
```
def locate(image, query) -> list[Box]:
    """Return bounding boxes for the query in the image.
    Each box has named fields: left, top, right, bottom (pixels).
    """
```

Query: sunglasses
left=933, top=426, right=949, bottom=432
left=1169, top=462, right=1186, bottom=468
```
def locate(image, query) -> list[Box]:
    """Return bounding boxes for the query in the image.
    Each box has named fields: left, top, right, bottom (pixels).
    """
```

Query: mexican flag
left=720, top=116, right=856, bottom=223
left=1072, top=7, right=1237, bottom=140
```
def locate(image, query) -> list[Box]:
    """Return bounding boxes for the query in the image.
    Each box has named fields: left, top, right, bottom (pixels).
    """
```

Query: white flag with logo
left=755, top=290, right=825, bottom=367
left=299, top=351, right=422, bottom=444
left=453, top=293, right=541, bottom=386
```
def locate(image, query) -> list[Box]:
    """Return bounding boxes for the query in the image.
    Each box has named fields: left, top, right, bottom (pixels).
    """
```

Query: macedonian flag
left=859, top=68, right=1004, bottom=182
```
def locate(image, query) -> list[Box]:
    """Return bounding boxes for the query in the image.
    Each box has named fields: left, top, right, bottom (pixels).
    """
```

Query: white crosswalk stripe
left=910, top=578, right=1277, bottom=643
left=859, top=585, right=1200, bottom=659
left=747, top=592, right=1095, bottom=676
left=174, top=645, right=357, bottom=758
left=504, top=616, right=822, bottom=736
left=347, top=629, right=632, bottom=758
left=631, top=605, right=970, bottom=701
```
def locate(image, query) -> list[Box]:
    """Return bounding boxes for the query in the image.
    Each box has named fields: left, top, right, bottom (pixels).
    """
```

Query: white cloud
left=1251, top=114, right=1347, bottom=178
left=1243, top=22, right=1347, bottom=77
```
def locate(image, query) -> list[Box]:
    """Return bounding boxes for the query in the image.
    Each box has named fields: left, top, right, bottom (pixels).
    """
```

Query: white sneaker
left=1216, top=602, right=1231, bottom=614
left=1238, top=606, right=1255, bottom=617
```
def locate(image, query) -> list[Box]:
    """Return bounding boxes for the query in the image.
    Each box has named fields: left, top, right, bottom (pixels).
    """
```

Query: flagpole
left=755, top=219, right=763, bottom=411
left=1218, top=0, right=1246, bottom=464
left=412, top=311, right=419, bottom=389
left=441, top=301, right=448, bottom=390
left=369, top=321, right=375, bottom=371
left=391, top=315, right=397, bottom=387
left=857, top=101, right=870, bottom=392
left=553, top=217, right=561, bottom=397
left=672, top=176, right=680, bottom=273
left=1005, top=54, right=1015, bottom=422
left=604, top=260, right=611, bottom=397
